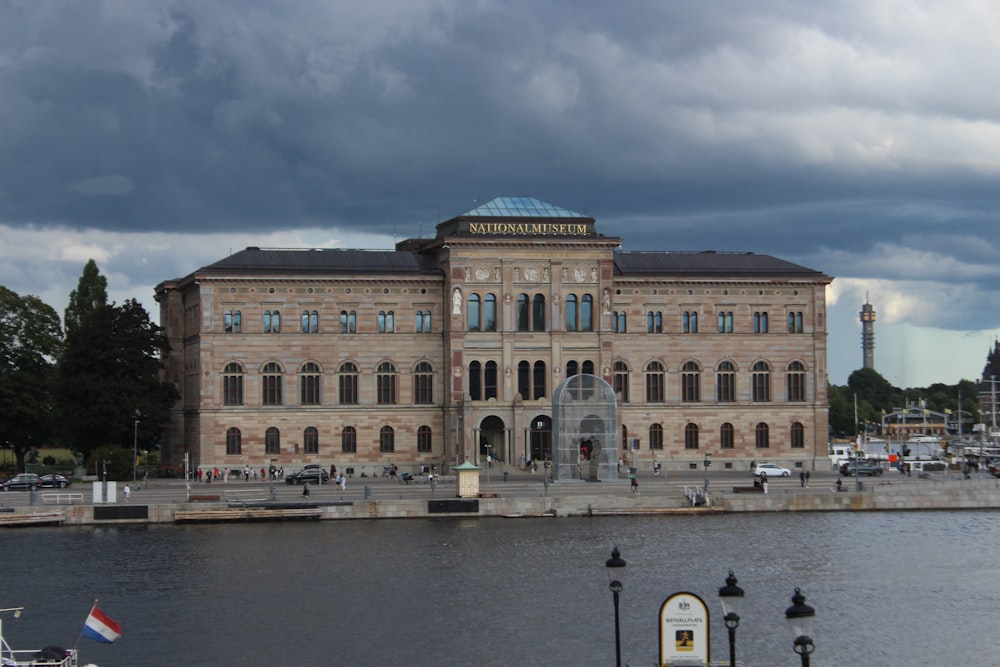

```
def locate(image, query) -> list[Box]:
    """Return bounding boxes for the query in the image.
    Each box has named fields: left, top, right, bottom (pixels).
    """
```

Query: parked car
left=752, top=463, right=791, bottom=477
left=38, top=473, right=72, bottom=488
left=285, top=468, right=330, bottom=485
left=840, top=462, right=884, bottom=477
left=1, top=473, right=40, bottom=491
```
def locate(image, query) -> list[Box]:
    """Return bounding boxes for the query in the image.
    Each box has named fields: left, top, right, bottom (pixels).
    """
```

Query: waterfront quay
left=3, top=466, right=1000, bottom=527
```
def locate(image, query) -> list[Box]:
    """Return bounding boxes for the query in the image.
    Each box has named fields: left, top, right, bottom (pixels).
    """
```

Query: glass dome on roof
left=463, top=196, right=583, bottom=218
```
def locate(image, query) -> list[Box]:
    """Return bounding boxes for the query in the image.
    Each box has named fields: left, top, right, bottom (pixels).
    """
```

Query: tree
left=64, top=259, right=108, bottom=333
left=0, top=286, right=63, bottom=471
left=58, top=299, right=178, bottom=460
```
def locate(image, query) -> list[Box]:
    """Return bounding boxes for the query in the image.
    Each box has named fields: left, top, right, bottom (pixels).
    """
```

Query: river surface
left=4, top=510, right=1000, bottom=666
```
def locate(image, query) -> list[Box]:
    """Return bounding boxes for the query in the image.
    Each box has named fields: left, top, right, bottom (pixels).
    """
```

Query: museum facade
left=155, top=196, right=832, bottom=476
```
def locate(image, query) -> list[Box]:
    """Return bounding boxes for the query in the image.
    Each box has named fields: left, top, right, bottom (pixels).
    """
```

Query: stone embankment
left=2, top=475, right=998, bottom=526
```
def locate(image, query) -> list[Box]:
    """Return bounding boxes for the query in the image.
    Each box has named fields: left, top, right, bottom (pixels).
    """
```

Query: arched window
left=517, top=361, right=530, bottom=399
left=753, top=311, right=768, bottom=333
left=566, top=360, right=580, bottom=378
left=338, top=362, right=359, bottom=405
left=791, top=422, right=805, bottom=449
left=470, top=361, right=483, bottom=400
left=649, top=423, right=664, bottom=450
left=717, top=311, right=733, bottom=333
left=300, top=362, right=321, bottom=405
left=720, top=423, right=734, bottom=449
left=418, top=425, right=433, bottom=453
left=582, top=360, right=595, bottom=375
left=646, top=310, right=662, bottom=333
left=517, top=294, right=530, bottom=331
left=532, top=361, right=546, bottom=399
left=224, top=309, right=242, bottom=334
left=682, top=311, right=698, bottom=333
left=301, top=310, right=318, bottom=333
left=341, top=426, right=357, bottom=453
left=303, top=426, right=319, bottom=454
left=752, top=361, right=771, bottom=402
left=413, top=361, right=434, bottom=404
left=226, top=427, right=242, bottom=455
left=265, top=426, right=280, bottom=454
left=483, top=294, right=497, bottom=331
left=613, top=311, right=627, bottom=333
left=532, top=294, right=546, bottom=331
left=645, top=361, right=665, bottom=403
left=223, top=362, right=244, bottom=406
left=681, top=361, right=701, bottom=402
left=614, top=361, right=630, bottom=403
left=262, top=362, right=283, bottom=405
left=378, top=310, right=395, bottom=333
left=485, top=361, right=499, bottom=400
left=787, top=361, right=806, bottom=402
left=755, top=422, right=770, bottom=449
left=565, top=295, right=578, bottom=331
left=787, top=311, right=804, bottom=333
left=468, top=294, right=481, bottom=331
left=415, top=310, right=431, bottom=333
left=581, top=294, right=593, bottom=331
left=377, top=362, right=397, bottom=404
left=684, top=423, right=699, bottom=450
left=340, top=310, right=357, bottom=333
left=621, top=424, right=629, bottom=452
left=379, top=425, right=395, bottom=453
left=264, top=310, right=281, bottom=333
left=716, top=361, right=736, bottom=402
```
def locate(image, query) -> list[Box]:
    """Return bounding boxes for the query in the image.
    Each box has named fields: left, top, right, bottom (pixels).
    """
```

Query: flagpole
left=74, top=599, right=99, bottom=653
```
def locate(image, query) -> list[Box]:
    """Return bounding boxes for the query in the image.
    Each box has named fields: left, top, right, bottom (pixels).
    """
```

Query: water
left=4, top=511, right=1000, bottom=666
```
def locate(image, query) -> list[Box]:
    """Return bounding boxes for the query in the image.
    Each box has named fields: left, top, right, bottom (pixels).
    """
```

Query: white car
left=753, top=463, right=791, bottom=477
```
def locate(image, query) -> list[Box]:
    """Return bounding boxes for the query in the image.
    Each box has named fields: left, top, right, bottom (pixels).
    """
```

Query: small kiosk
left=454, top=461, right=481, bottom=498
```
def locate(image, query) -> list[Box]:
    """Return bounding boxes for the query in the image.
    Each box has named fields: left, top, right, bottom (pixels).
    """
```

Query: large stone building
left=155, top=197, right=832, bottom=476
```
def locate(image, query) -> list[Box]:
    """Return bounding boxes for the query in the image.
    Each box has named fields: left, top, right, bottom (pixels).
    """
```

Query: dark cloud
left=0, top=0, right=998, bottom=371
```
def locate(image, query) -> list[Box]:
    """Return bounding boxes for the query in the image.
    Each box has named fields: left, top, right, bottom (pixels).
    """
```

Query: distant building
left=860, top=296, right=876, bottom=369
left=154, top=196, right=833, bottom=476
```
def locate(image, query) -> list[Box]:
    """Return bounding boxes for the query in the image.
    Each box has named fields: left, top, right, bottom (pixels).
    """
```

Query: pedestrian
left=123, top=484, right=131, bottom=502
left=835, top=477, right=842, bottom=492
left=630, top=474, right=639, bottom=494
left=799, top=471, right=806, bottom=487
left=302, top=483, right=310, bottom=497
left=761, top=472, right=768, bottom=494
left=337, top=474, right=346, bottom=491
left=805, top=471, right=811, bottom=487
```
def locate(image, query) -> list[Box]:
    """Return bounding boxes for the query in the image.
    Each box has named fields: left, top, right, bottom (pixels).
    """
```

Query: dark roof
left=614, top=251, right=829, bottom=280
left=199, top=247, right=441, bottom=276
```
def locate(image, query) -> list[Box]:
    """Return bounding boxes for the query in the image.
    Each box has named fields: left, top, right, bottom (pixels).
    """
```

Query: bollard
left=364, top=484, right=372, bottom=500
left=503, top=471, right=509, bottom=482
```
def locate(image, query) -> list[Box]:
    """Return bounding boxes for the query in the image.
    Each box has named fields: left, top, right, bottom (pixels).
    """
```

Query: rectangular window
left=682, top=311, right=698, bottom=334
left=754, top=311, right=768, bottom=333
left=717, top=311, right=733, bottom=333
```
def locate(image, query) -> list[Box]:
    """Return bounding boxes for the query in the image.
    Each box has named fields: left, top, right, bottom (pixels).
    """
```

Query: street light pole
left=785, top=587, right=816, bottom=667
left=703, top=453, right=711, bottom=493
left=718, top=570, right=744, bottom=667
left=605, top=546, right=627, bottom=667
left=133, top=418, right=139, bottom=485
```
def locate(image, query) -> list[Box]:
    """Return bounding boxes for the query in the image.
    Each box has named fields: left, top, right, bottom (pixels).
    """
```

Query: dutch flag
left=82, top=605, right=122, bottom=644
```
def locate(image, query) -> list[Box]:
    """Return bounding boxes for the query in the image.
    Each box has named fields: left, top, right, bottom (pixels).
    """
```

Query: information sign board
left=659, top=592, right=710, bottom=666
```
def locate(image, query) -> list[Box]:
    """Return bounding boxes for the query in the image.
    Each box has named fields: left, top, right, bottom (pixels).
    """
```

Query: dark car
left=840, top=462, right=883, bottom=477
left=285, top=468, right=330, bottom=485
left=38, top=473, right=72, bottom=488
left=1, top=473, right=40, bottom=491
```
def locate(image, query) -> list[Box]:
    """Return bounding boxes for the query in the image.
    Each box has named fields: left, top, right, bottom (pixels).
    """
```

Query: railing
left=40, top=493, right=83, bottom=505
left=684, top=486, right=711, bottom=507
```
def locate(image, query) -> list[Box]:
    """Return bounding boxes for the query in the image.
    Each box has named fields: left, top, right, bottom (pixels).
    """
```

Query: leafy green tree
left=58, top=299, right=178, bottom=461
left=64, top=259, right=108, bottom=333
left=0, top=286, right=63, bottom=471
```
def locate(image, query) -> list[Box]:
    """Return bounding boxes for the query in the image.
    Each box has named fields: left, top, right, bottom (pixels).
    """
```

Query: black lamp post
left=703, top=453, right=712, bottom=492
left=605, top=546, right=627, bottom=667
left=785, top=587, right=816, bottom=667
left=718, top=570, right=744, bottom=667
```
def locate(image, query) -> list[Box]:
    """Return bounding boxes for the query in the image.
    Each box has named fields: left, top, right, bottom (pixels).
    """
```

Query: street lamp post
left=268, top=458, right=277, bottom=501
left=605, top=546, right=627, bottom=667
left=703, top=453, right=711, bottom=493
left=133, top=418, right=139, bottom=485
left=485, top=444, right=492, bottom=483
left=785, top=587, right=816, bottom=667
left=718, top=570, right=744, bottom=667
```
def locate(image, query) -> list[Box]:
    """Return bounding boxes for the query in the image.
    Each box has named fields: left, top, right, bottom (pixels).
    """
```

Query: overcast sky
left=1, top=0, right=998, bottom=390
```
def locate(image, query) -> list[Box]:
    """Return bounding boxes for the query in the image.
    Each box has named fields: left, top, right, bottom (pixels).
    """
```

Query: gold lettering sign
left=468, top=222, right=590, bottom=235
